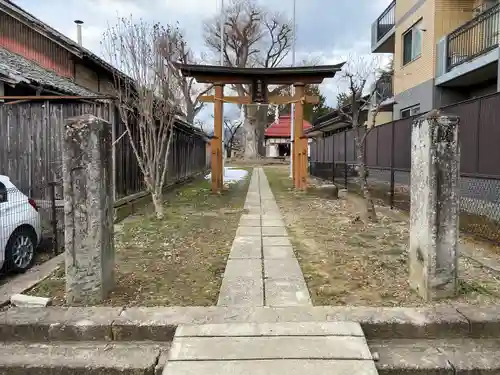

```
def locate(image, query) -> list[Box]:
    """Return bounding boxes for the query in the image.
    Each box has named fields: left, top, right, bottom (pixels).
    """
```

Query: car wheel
left=5, top=228, right=36, bottom=273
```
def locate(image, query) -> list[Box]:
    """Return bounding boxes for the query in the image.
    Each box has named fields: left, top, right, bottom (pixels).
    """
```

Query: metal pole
left=220, top=0, right=226, bottom=180
left=289, top=0, right=296, bottom=178
left=49, top=181, right=58, bottom=256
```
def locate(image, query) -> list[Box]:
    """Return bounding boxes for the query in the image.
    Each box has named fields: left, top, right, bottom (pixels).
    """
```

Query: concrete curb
left=0, top=254, right=64, bottom=307
left=0, top=304, right=499, bottom=342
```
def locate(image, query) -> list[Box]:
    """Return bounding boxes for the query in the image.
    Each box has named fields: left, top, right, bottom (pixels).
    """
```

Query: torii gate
left=176, top=64, right=344, bottom=193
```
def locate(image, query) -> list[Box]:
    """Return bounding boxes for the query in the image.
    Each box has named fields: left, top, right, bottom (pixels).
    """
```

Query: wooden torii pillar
left=211, top=84, right=224, bottom=193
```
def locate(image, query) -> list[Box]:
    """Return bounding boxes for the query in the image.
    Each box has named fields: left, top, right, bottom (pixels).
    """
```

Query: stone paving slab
left=240, top=214, right=261, bottom=220
left=168, top=336, right=373, bottom=360
left=265, top=279, right=311, bottom=307
left=222, top=259, right=261, bottom=279
left=163, top=360, right=379, bottom=375
left=239, top=218, right=261, bottom=227
left=263, top=246, right=295, bottom=259
left=217, top=278, right=263, bottom=307
left=176, top=322, right=364, bottom=337
left=261, top=214, right=282, bottom=220
left=262, top=226, right=288, bottom=237
left=264, top=259, right=304, bottom=280
left=262, top=209, right=281, bottom=215
left=236, top=226, right=261, bottom=237
left=261, top=219, right=285, bottom=227
left=229, top=237, right=262, bottom=259
left=263, top=236, right=292, bottom=247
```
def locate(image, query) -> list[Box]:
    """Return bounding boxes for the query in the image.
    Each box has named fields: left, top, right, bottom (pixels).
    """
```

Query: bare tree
left=157, top=31, right=212, bottom=123
left=203, top=0, right=293, bottom=159
left=224, top=118, right=243, bottom=158
left=102, top=18, right=183, bottom=219
left=194, top=119, right=209, bottom=133
left=336, top=56, right=392, bottom=222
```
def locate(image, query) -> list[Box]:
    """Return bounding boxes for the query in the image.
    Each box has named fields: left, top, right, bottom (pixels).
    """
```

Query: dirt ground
left=265, top=165, right=500, bottom=307
left=27, top=173, right=250, bottom=306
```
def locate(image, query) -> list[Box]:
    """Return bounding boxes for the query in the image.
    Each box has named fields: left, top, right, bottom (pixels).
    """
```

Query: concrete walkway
left=217, top=167, right=311, bottom=307
left=164, top=168, right=378, bottom=374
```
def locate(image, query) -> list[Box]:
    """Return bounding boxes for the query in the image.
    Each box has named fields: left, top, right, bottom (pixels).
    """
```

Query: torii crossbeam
left=176, top=64, right=345, bottom=193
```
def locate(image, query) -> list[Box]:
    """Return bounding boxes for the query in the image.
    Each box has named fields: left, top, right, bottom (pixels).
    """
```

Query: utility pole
left=289, top=0, right=296, bottom=178
left=220, top=0, right=226, bottom=179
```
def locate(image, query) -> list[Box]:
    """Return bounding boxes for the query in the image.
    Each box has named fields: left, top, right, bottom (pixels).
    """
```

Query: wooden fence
left=0, top=100, right=209, bottom=201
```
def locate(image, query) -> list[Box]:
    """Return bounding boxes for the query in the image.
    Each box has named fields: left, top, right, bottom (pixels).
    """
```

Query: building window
left=402, top=20, right=423, bottom=65
left=400, top=104, right=420, bottom=119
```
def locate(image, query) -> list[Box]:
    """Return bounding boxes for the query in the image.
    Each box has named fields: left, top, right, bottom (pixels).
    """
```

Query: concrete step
left=0, top=341, right=170, bottom=375
left=369, top=338, right=500, bottom=374
left=163, top=321, right=378, bottom=374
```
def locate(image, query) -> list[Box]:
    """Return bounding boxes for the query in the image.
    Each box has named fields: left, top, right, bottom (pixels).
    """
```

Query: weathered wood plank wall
left=0, top=100, right=209, bottom=202
left=0, top=100, right=113, bottom=199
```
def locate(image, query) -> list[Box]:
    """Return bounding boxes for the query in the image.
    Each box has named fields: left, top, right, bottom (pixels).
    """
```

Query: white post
left=289, top=0, right=296, bottom=178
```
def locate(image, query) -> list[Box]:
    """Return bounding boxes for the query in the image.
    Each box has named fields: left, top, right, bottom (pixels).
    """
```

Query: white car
left=0, top=175, right=42, bottom=272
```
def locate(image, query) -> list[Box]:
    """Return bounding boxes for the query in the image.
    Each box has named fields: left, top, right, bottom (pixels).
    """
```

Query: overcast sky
left=13, top=0, right=392, bottom=124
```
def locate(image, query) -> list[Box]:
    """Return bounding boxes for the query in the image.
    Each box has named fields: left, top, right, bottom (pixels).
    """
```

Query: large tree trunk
left=243, top=105, right=259, bottom=159
left=243, top=105, right=268, bottom=159
left=256, top=106, right=268, bottom=156
left=356, top=139, right=377, bottom=222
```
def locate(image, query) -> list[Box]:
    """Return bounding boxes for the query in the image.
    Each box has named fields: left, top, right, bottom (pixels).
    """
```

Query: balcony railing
left=376, top=0, right=396, bottom=42
left=447, top=3, right=500, bottom=70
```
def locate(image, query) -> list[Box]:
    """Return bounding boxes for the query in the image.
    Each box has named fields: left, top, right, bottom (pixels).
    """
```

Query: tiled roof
left=265, top=115, right=312, bottom=137
left=0, top=47, right=98, bottom=96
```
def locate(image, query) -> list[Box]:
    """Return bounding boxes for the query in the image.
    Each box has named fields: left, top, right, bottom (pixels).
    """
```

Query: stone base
left=338, top=188, right=348, bottom=199
left=309, top=184, right=339, bottom=199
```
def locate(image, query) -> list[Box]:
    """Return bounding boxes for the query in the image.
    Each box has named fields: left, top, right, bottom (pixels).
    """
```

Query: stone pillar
left=409, top=111, right=460, bottom=301
left=62, top=114, right=114, bottom=305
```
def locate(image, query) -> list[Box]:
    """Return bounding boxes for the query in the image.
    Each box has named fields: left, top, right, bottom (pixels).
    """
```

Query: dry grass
left=265, top=165, right=500, bottom=307
left=27, top=173, right=250, bottom=306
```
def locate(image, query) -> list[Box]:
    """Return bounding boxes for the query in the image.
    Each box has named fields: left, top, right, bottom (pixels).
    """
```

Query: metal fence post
left=390, top=121, right=395, bottom=209
left=344, top=131, right=348, bottom=189
left=49, top=181, right=58, bottom=256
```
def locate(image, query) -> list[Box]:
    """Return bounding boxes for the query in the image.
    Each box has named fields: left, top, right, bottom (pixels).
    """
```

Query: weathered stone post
left=62, top=114, right=114, bottom=305
left=409, top=111, right=460, bottom=301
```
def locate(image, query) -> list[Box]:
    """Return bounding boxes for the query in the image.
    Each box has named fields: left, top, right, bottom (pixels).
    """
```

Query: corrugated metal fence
left=310, top=92, right=500, bottom=243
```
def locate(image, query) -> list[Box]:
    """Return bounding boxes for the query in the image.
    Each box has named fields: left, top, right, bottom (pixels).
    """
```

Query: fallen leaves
left=265, top=166, right=500, bottom=307
left=27, top=175, right=250, bottom=307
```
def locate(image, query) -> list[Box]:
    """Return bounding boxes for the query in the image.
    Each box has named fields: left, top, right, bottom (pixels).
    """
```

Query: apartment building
left=0, top=0, right=118, bottom=99
left=372, top=0, right=500, bottom=119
